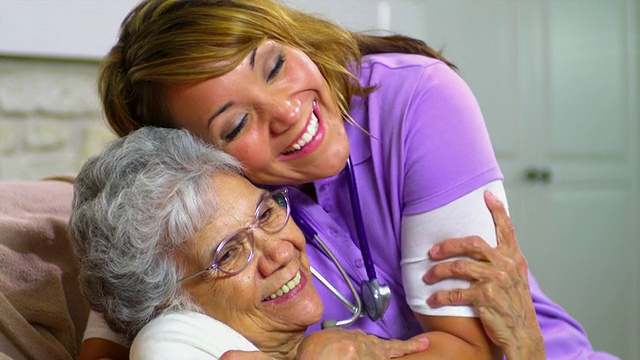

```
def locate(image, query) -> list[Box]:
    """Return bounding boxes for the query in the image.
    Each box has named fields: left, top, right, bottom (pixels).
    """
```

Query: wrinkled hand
left=220, top=350, right=272, bottom=360
left=424, top=191, right=544, bottom=360
left=296, top=328, right=429, bottom=359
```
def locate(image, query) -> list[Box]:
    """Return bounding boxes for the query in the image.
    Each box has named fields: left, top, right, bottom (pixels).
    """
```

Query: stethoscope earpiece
left=321, top=319, right=338, bottom=329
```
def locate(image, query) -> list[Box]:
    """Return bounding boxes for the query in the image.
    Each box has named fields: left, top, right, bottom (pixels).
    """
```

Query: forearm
left=295, top=328, right=429, bottom=359
left=78, top=338, right=129, bottom=360
left=500, top=326, right=544, bottom=360
left=411, top=314, right=501, bottom=360
left=79, top=311, right=129, bottom=360
left=394, top=330, right=501, bottom=360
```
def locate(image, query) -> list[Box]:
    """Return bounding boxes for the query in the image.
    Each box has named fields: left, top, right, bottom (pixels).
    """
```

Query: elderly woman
left=68, top=127, right=429, bottom=359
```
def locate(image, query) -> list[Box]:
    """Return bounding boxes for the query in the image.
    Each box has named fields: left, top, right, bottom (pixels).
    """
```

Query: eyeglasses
left=179, top=188, right=290, bottom=282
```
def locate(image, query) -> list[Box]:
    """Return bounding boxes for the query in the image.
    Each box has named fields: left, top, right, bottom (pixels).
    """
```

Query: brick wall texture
left=0, top=58, right=116, bottom=180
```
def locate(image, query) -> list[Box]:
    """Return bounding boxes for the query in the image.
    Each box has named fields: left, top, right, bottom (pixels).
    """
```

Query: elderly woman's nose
left=256, top=235, right=296, bottom=276
left=267, top=97, right=301, bottom=134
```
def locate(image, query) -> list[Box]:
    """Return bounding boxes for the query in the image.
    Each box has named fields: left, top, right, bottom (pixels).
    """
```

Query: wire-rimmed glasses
left=179, top=188, right=290, bottom=282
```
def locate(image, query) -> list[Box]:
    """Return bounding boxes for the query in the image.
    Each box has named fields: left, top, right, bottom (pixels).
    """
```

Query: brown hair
left=99, top=0, right=454, bottom=137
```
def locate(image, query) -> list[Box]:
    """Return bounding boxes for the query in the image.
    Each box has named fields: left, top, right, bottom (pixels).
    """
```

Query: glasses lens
left=256, top=190, right=289, bottom=234
left=214, top=231, right=253, bottom=275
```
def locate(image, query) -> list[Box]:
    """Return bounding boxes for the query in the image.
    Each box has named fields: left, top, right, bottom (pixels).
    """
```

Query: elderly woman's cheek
left=297, top=276, right=324, bottom=324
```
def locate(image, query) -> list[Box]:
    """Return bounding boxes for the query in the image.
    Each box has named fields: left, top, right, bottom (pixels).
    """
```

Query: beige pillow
left=0, top=178, right=89, bottom=360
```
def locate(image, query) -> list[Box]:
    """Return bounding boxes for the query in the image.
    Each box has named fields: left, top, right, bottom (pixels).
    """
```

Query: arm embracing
left=397, top=59, right=516, bottom=358
left=222, top=329, right=430, bottom=360
left=78, top=311, right=129, bottom=360
left=425, top=191, right=545, bottom=359
left=401, top=183, right=505, bottom=359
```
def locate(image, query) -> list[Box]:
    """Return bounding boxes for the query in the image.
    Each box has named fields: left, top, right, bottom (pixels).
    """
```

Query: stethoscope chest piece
left=361, top=279, right=391, bottom=321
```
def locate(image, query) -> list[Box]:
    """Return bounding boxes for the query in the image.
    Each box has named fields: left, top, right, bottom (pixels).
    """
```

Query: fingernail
left=429, top=244, right=440, bottom=256
left=423, top=271, right=433, bottom=284
left=486, top=190, right=496, bottom=200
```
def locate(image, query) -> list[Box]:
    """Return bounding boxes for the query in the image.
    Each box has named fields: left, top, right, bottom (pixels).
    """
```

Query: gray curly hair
left=69, top=126, right=242, bottom=342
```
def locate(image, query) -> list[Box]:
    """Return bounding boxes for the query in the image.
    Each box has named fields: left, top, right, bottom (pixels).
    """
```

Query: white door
left=400, top=0, right=639, bottom=358
left=515, top=2, right=638, bottom=358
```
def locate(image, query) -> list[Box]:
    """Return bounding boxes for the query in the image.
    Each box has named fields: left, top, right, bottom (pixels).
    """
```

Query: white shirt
left=130, top=311, right=257, bottom=360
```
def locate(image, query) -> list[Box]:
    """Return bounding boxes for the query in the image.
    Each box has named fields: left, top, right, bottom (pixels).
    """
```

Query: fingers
left=385, top=335, right=430, bottom=358
left=426, top=287, right=474, bottom=307
left=424, top=258, right=512, bottom=285
left=426, top=281, right=507, bottom=309
left=425, top=248, right=521, bottom=310
left=483, top=190, right=516, bottom=249
left=428, top=191, right=524, bottom=265
left=429, top=235, right=496, bottom=262
left=483, top=190, right=505, bottom=219
left=484, top=191, right=529, bottom=274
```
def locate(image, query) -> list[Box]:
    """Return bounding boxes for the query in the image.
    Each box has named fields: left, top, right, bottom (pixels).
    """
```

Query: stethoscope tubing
left=310, top=233, right=363, bottom=327
left=291, top=206, right=363, bottom=327
left=310, top=266, right=357, bottom=314
left=345, top=157, right=378, bottom=281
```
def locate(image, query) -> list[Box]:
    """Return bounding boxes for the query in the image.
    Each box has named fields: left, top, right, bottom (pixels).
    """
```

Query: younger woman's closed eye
left=266, top=53, right=285, bottom=82
left=224, top=114, right=248, bottom=141
left=222, top=51, right=285, bottom=142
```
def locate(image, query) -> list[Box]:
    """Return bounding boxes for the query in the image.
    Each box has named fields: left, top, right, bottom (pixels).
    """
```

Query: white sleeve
left=130, top=311, right=259, bottom=360
left=82, top=310, right=127, bottom=346
left=401, top=180, right=509, bottom=317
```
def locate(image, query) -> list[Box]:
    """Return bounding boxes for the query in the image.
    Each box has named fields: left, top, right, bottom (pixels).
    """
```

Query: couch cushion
left=0, top=178, right=88, bottom=360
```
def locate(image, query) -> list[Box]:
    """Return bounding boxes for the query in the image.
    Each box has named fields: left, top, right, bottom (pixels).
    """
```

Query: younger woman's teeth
left=284, top=112, right=319, bottom=154
left=265, top=271, right=301, bottom=300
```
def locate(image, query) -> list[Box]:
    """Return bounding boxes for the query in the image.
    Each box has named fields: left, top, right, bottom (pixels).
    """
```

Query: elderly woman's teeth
left=266, top=271, right=302, bottom=300
left=283, top=112, right=319, bottom=154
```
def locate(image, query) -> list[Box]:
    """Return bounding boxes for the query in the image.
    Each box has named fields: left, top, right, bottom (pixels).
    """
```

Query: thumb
left=387, top=335, right=430, bottom=358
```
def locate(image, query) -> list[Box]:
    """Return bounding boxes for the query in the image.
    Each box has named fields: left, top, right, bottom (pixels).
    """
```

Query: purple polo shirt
left=295, top=54, right=617, bottom=359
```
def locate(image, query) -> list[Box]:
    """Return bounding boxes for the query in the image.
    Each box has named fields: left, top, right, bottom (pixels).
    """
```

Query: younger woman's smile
left=280, top=101, right=323, bottom=158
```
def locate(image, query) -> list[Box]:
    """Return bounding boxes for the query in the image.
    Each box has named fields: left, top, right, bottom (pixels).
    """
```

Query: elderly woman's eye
left=218, top=237, right=244, bottom=267
left=259, top=204, right=287, bottom=233
left=258, top=207, right=274, bottom=223
left=218, top=248, right=235, bottom=264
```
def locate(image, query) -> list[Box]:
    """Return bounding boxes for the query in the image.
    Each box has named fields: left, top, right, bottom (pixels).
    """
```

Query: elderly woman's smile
left=263, top=270, right=302, bottom=301
left=181, top=174, right=323, bottom=349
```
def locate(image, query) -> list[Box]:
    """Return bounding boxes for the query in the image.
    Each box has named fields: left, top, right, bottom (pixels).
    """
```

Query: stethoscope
left=291, top=156, right=391, bottom=329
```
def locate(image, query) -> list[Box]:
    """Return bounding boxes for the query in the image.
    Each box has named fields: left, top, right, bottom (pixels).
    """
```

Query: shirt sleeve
left=130, top=311, right=258, bottom=360
left=394, top=60, right=504, bottom=316
left=82, top=310, right=127, bottom=346
left=400, top=61, right=502, bottom=214
left=401, top=180, right=506, bottom=316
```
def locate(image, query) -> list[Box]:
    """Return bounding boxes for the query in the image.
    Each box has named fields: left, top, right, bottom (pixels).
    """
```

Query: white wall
left=0, top=59, right=114, bottom=180
left=0, top=0, right=137, bottom=60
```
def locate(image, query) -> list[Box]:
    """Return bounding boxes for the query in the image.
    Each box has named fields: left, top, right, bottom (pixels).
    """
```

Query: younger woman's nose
left=255, top=233, right=296, bottom=276
left=267, top=97, right=301, bottom=134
